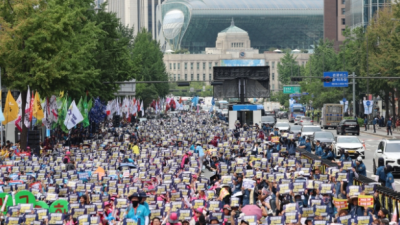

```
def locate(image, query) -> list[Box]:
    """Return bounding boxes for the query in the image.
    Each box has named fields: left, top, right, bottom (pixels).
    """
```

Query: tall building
left=324, top=0, right=346, bottom=50
left=158, top=0, right=323, bottom=53
left=345, top=0, right=391, bottom=30
left=163, top=22, right=310, bottom=93
left=96, top=0, right=164, bottom=38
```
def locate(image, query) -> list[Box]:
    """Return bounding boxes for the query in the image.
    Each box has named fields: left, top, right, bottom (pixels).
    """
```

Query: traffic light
left=177, top=82, right=190, bottom=86
left=321, top=77, right=333, bottom=82
left=291, top=77, right=303, bottom=82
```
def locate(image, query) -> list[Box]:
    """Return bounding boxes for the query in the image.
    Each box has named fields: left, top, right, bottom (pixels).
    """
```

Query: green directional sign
left=283, top=86, right=301, bottom=94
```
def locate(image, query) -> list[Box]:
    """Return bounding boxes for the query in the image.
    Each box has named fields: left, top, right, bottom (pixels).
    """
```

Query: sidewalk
left=360, top=125, right=400, bottom=139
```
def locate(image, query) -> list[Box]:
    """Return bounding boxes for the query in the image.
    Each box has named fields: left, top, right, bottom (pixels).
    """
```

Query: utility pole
left=352, top=72, right=356, bottom=117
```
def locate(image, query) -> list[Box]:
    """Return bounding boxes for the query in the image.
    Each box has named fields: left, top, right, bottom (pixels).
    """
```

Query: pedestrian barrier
left=297, top=148, right=400, bottom=221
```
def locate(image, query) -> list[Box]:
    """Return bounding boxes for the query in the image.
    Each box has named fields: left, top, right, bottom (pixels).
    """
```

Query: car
left=299, top=116, right=313, bottom=126
left=221, top=109, right=228, bottom=115
left=294, top=115, right=302, bottom=125
left=274, top=122, right=290, bottom=132
left=336, top=119, right=360, bottom=135
left=310, top=131, right=334, bottom=150
left=265, top=113, right=277, bottom=123
left=289, top=125, right=302, bottom=134
left=373, top=139, right=400, bottom=174
left=301, top=125, right=322, bottom=139
left=332, top=136, right=365, bottom=159
left=278, top=111, right=288, bottom=119
left=261, top=116, right=275, bottom=127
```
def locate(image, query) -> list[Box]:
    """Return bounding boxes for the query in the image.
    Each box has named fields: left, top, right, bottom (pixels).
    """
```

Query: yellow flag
left=2, top=90, right=19, bottom=125
left=59, top=91, right=64, bottom=98
left=33, top=92, right=44, bottom=120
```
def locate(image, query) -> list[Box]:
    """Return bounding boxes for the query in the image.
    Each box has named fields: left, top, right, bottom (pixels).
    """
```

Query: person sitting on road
left=298, top=138, right=311, bottom=153
left=314, top=140, right=323, bottom=156
left=321, top=147, right=334, bottom=160
left=355, top=156, right=367, bottom=176
left=376, top=157, right=386, bottom=186
left=339, top=149, right=352, bottom=162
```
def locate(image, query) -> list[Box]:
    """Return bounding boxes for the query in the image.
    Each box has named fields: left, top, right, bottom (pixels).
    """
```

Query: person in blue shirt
left=287, top=138, right=297, bottom=156
left=297, top=133, right=306, bottom=146
left=355, top=156, right=367, bottom=176
left=314, top=140, right=323, bottom=156
left=126, top=193, right=148, bottom=225
left=385, top=165, right=394, bottom=190
left=196, top=141, right=205, bottom=171
left=298, top=138, right=311, bottom=153
left=373, top=117, right=377, bottom=133
left=376, top=157, right=386, bottom=186
left=265, top=143, right=273, bottom=160
left=339, top=149, right=352, bottom=162
left=274, top=128, right=279, bottom=136
left=139, top=191, right=150, bottom=225
left=321, top=147, right=334, bottom=160
left=387, top=119, right=393, bottom=135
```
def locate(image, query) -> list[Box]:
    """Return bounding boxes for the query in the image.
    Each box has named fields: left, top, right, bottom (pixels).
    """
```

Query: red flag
left=179, top=97, right=182, bottom=104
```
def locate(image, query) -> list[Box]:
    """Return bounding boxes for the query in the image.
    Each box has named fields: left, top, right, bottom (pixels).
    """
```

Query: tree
left=83, top=4, right=140, bottom=100
left=0, top=0, right=103, bottom=148
left=277, top=52, right=300, bottom=85
left=366, top=6, right=400, bottom=119
left=132, top=28, right=169, bottom=108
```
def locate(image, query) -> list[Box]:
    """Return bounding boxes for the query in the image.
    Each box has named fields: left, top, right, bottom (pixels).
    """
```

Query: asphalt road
left=275, top=118, right=400, bottom=184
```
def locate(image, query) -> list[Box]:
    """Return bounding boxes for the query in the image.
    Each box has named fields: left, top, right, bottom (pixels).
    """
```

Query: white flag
left=64, top=100, right=84, bottom=130
left=16, top=93, right=22, bottom=115
left=24, top=86, right=31, bottom=128
left=42, top=99, right=51, bottom=129
left=140, top=100, right=144, bottom=116
left=49, top=95, right=58, bottom=123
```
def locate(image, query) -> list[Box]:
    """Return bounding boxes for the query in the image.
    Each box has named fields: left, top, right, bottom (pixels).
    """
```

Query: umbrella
left=93, top=167, right=105, bottom=180
left=241, top=204, right=263, bottom=220
left=118, top=163, right=136, bottom=170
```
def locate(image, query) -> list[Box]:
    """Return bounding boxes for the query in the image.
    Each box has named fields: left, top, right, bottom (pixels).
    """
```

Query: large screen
left=220, top=59, right=266, bottom=67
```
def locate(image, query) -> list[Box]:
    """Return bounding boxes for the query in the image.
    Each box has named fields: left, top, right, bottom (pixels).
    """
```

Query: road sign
left=283, top=86, right=301, bottom=94
left=190, top=87, right=194, bottom=92
left=366, top=101, right=371, bottom=106
left=302, top=92, right=309, bottom=95
left=323, top=71, right=348, bottom=87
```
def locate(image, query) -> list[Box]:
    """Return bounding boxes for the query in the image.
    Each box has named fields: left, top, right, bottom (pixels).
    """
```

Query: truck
left=320, top=104, right=344, bottom=129
left=288, top=103, right=306, bottom=122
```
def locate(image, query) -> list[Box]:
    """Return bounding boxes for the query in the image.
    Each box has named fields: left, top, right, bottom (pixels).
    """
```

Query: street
left=276, top=118, right=400, bottom=184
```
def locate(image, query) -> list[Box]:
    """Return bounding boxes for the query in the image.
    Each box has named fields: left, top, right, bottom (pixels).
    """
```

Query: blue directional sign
left=302, top=92, right=309, bottom=95
left=323, top=71, right=348, bottom=87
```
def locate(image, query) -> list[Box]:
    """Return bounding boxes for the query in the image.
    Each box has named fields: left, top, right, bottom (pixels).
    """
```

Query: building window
left=215, top=62, right=218, bottom=66
left=197, top=63, right=200, bottom=70
left=203, top=62, right=206, bottom=70
left=178, top=63, right=180, bottom=70
left=302, top=61, right=305, bottom=66
left=342, top=8, right=345, bottom=15
left=266, top=62, right=269, bottom=66
left=173, top=63, right=176, bottom=70
left=272, top=84, right=275, bottom=90
left=342, top=0, right=345, bottom=4
left=197, top=74, right=199, bottom=81
left=191, top=63, right=193, bottom=70
left=191, top=74, right=194, bottom=80
left=185, top=74, right=187, bottom=81
left=342, top=18, right=345, bottom=25
left=272, top=62, right=275, bottom=68
left=209, top=74, right=212, bottom=81
left=175, top=74, right=177, bottom=81
left=342, top=29, right=345, bottom=35
left=209, top=62, right=212, bottom=69
left=185, top=63, right=187, bottom=70
left=203, top=74, right=206, bottom=81
left=169, top=63, right=172, bottom=70
left=272, top=73, right=275, bottom=80
left=178, top=74, right=181, bottom=80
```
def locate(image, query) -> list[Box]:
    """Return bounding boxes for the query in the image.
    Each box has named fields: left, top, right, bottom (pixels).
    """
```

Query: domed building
left=163, top=21, right=310, bottom=93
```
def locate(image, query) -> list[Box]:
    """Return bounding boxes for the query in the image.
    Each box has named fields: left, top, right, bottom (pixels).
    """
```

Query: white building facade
left=163, top=23, right=310, bottom=93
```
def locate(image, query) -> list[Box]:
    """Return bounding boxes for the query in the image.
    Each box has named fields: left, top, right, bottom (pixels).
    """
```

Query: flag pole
left=0, top=68, right=2, bottom=147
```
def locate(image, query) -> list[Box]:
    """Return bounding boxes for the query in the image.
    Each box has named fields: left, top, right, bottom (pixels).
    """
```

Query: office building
left=324, top=0, right=346, bottom=50
left=96, top=0, right=164, bottom=38
left=158, top=0, right=323, bottom=53
left=345, top=0, right=392, bottom=29
left=163, top=22, right=310, bottom=93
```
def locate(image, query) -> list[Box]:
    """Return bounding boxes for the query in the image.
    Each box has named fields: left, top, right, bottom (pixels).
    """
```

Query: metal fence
left=297, top=148, right=400, bottom=222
